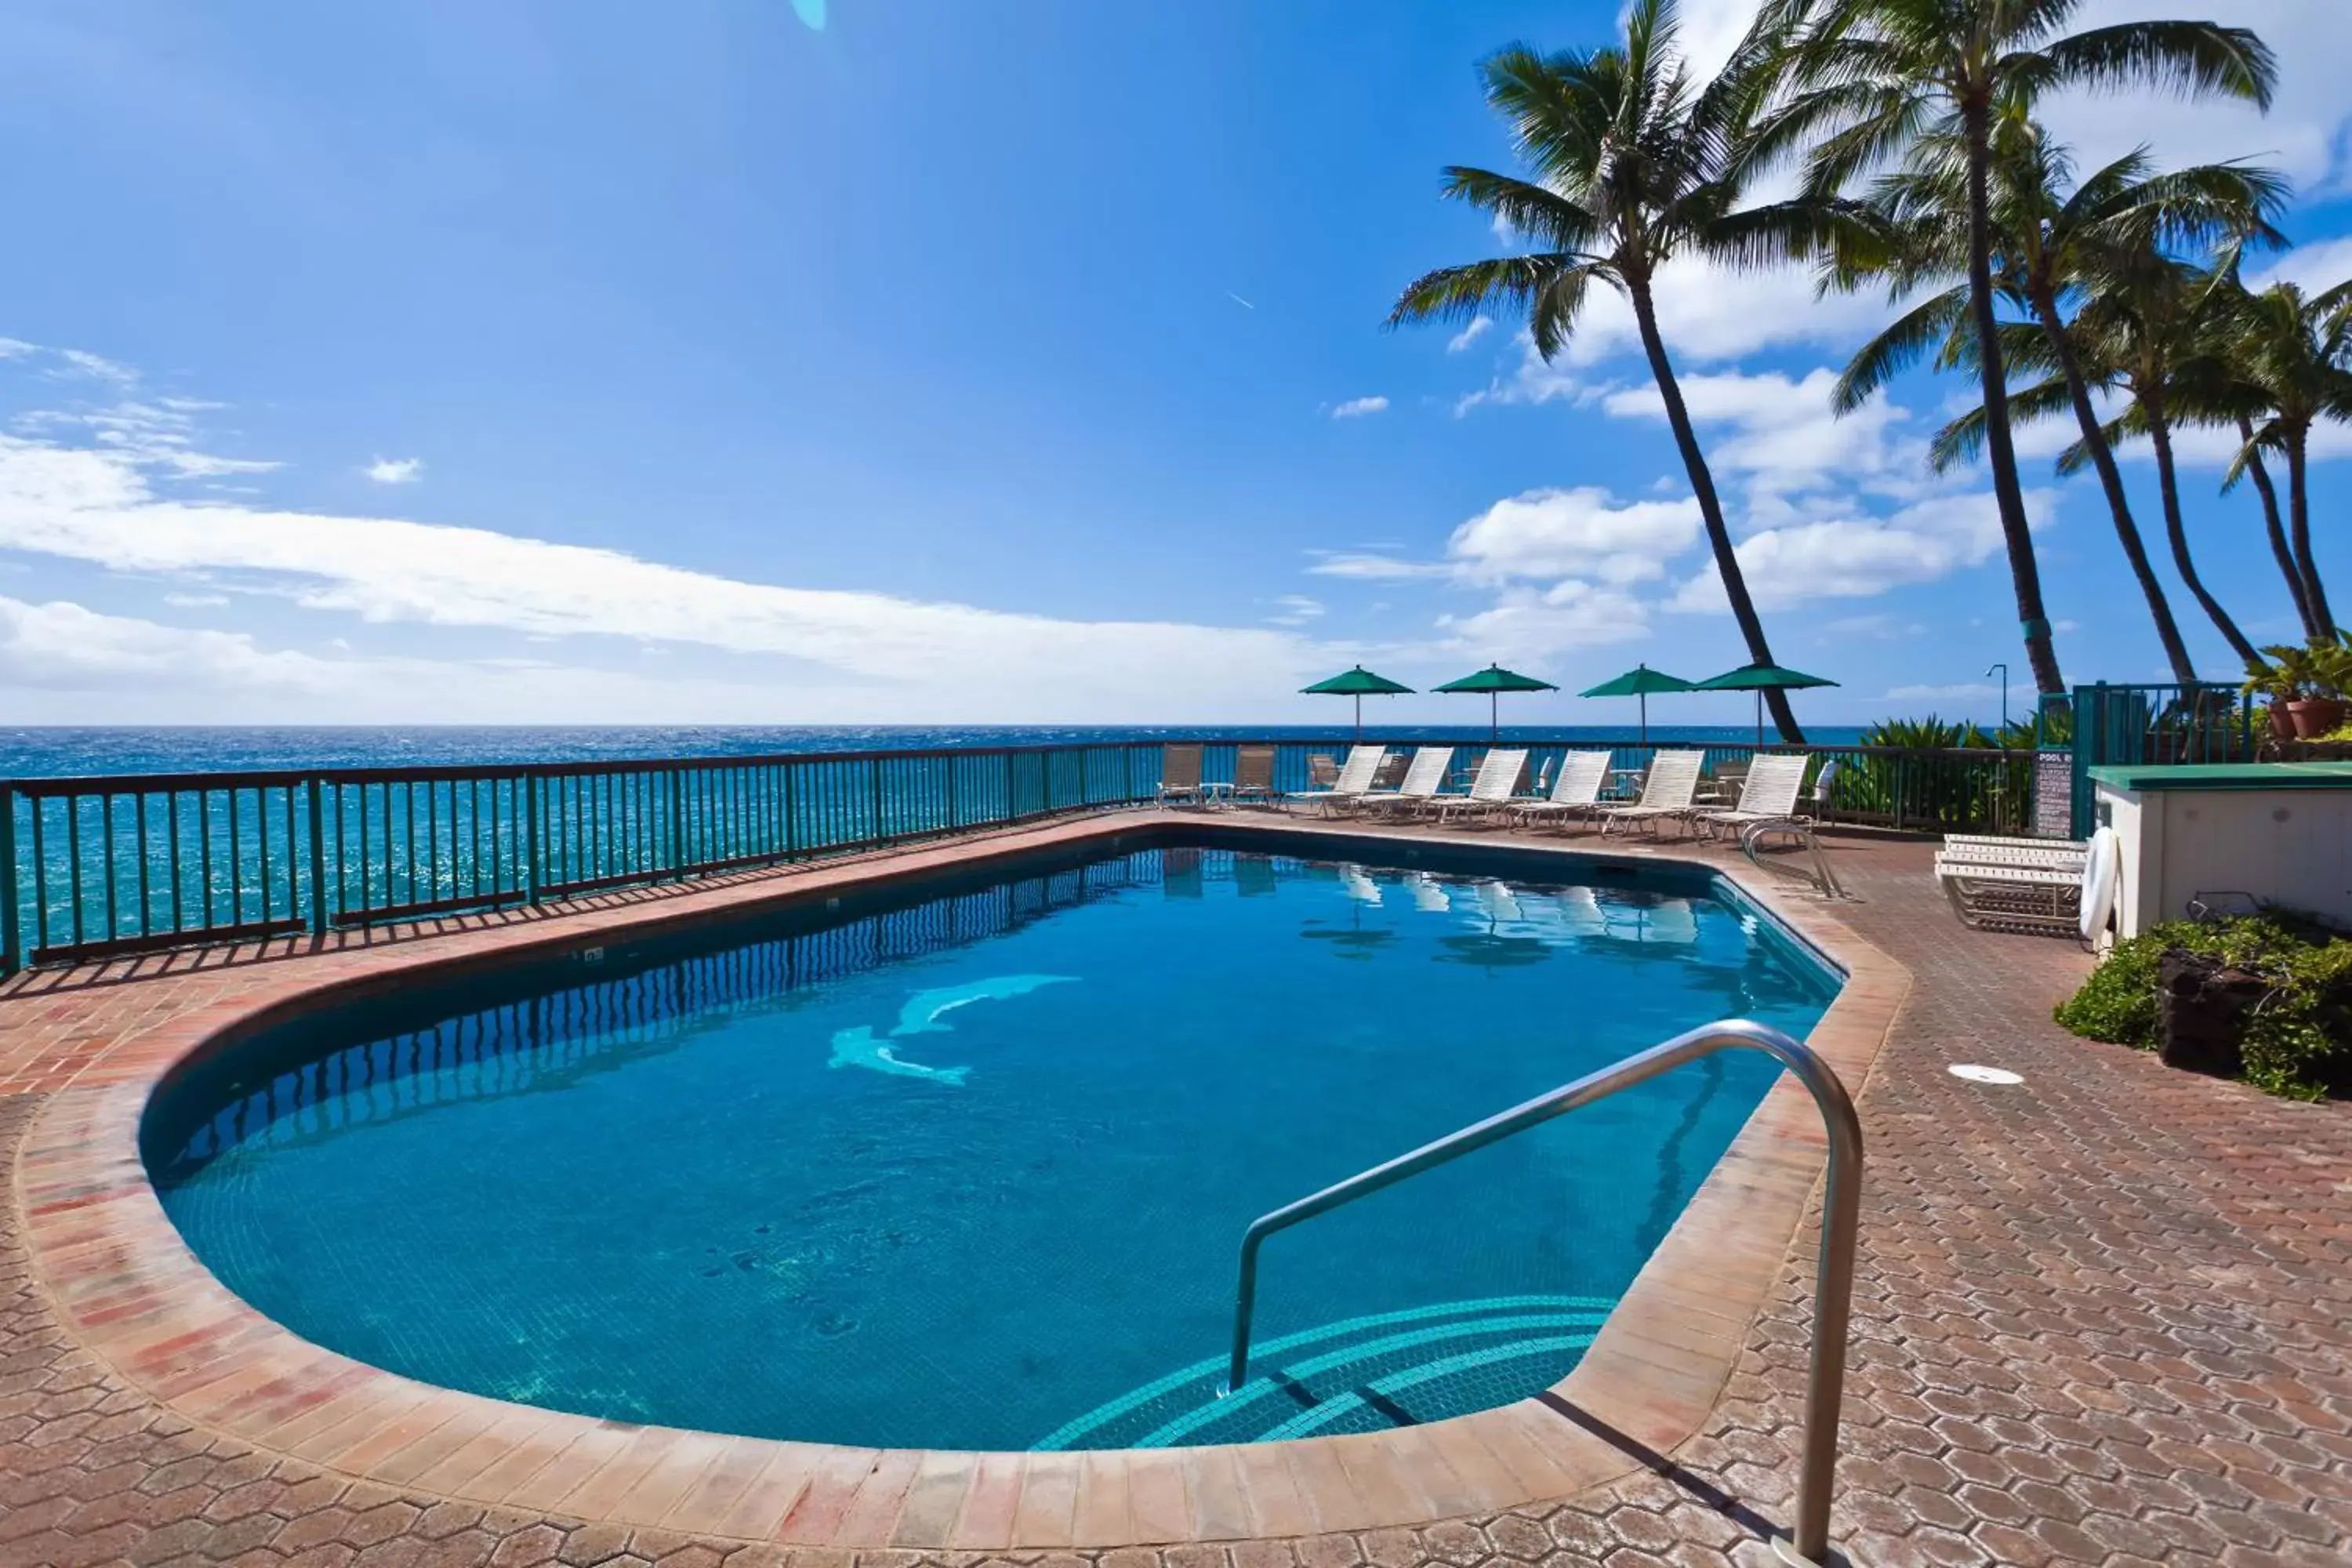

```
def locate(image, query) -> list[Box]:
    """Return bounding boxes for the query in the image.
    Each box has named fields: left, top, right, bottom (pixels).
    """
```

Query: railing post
left=784, top=762, right=800, bottom=860
left=1, top=785, right=18, bottom=978
left=670, top=768, right=688, bottom=874
left=869, top=757, right=885, bottom=846
left=524, top=775, right=542, bottom=905
left=305, top=779, right=327, bottom=937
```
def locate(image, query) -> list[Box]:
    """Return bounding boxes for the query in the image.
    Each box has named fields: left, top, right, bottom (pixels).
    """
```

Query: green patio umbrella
left=1693, top=661, right=1840, bottom=745
left=1432, top=663, right=1559, bottom=740
left=1301, top=664, right=1414, bottom=738
left=1578, top=663, right=1696, bottom=742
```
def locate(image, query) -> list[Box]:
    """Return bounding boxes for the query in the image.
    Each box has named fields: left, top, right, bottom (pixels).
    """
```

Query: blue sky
left=1, top=0, right=2347, bottom=729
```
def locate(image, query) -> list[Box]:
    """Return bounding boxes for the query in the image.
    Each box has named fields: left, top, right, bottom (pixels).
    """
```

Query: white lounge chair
left=1513, top=751, right=1611, bottom=832
left=1940, top=834, right=2088, bottom=867
left=1359, top=746, right=1455, bottom=818
left=1299, top=746, right=1385, bottom=816
left=1694, top=753, right=1809, bottom=838
left=1430, top=749, right=1529, bottom=823
left=1155, top=744, right=1204, bottom=808
left=1592, top=750, right=1704, bottom=837
left=1935, top=855, right=2084, bottom=932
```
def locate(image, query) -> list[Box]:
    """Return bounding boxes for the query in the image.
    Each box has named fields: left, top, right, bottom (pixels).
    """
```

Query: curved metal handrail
left=1221, top=1019, right=1862, bottom=1568
left=1739, top=816, right=1847, bottom=900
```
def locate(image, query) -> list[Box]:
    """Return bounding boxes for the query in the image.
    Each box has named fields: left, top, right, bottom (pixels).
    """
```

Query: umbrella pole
left=1639, top=691, right=1647, bottom=744
left=1491, top=691, right=1498, bottom=742
left=1354, top=693, right=1362, bottom=739
left=1755, top=691, right=1764, bottom=748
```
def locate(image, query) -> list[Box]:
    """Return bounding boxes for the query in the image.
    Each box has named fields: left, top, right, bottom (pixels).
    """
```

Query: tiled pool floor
left=3, top=813, right=2348, bottom=1568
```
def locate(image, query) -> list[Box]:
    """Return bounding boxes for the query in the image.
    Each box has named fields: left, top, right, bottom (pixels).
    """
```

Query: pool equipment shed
left=2089, top=763, right=2352, bottom=938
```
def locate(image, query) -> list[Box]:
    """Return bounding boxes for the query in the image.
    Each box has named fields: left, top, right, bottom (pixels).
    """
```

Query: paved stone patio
left=3, top=816, right=2348, bottom=1568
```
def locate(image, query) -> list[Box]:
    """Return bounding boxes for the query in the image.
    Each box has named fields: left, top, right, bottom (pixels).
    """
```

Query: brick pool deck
left=2, top=811, right=2348, bottom=1568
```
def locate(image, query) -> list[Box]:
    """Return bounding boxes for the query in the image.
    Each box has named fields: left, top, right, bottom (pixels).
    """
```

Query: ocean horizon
left=0, top=724, right=1875, bottom=780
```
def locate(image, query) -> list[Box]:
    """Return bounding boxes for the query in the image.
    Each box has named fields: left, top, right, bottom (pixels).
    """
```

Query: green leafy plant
left=1846, top=715, right=2032, bottom=830
left=2245, top=632, right=2352, bottom=701
left=2054, top=915, right=2352, bottom=1100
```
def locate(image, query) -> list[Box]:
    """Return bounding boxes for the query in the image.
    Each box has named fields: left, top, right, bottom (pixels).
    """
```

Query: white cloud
left=1446, top=486, right=1701, bottom=586
left=1438, top=579, right=1650, bottom=662
left=17, top=398, right=281, bottom=480
left=1446, top=316, right=1494, bottom=354
left=2248, top=234, right=2352, bottom=296
left=0, top=593, right=867, bottom=724
left=2, top=594, right=350, bottom=695
left=162, top=591, right=229, bottom=607
left=365, top=456, right=425, bottom=485
left=1671, top=490, right=2053, bottom=612
left=54, top=348, right=137, bottom=386
left=1562, top=260, right=1897, bottom=369
left=1304, top=551, right=1451, bottom=580
left=0, top=424, right=1366, bottom=720
left=1265, top=593, right=1323, bottom=626
left=1329, top=396, right=1389, bottom=419
left=1602, top=369, right=1922, bottom=504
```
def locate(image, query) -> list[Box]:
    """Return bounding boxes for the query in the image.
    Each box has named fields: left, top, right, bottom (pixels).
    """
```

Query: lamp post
left=1985, top=662, right=2009, bottom=735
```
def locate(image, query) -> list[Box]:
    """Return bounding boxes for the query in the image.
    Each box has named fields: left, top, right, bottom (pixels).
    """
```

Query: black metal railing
left=2, top=742, right=1162, bottom=973
left=2, top=735, right=2051, bottom=974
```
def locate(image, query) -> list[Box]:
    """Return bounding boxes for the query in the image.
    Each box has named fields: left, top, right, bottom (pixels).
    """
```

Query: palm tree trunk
left=2239, top=415, right=2319, bottom=640
left=2145, top=393, right=2261, bottom=669
left=1627, top=275, right=1804, bottom=743
left=2029, top=289, right=2196, bottom=683
left=2288, top=423, right=2336, bottom=633
left=1963, top=106, right=2064, bottom=696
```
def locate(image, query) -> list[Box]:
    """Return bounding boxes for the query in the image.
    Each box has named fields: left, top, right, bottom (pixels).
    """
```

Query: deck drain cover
left=1948, top=1063, right=2023, bottom=1085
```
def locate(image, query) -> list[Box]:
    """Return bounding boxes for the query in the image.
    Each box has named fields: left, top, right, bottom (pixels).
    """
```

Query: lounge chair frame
left=1591, top=750, right=1705, bottom=837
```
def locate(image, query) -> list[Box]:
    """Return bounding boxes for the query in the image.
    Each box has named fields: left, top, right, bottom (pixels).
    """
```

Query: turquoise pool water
left=145, top=834, right=1838, bottom=1450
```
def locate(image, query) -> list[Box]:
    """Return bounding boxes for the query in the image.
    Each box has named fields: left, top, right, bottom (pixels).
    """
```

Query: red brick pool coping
left=9, top=808, right=1906, bottom=1552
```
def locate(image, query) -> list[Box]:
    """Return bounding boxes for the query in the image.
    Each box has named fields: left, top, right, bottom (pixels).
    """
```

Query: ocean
left=0, top=725, right=1873, bottom=780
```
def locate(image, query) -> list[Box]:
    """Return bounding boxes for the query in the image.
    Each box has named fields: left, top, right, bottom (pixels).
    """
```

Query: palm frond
left=1833, top=285, right=1965, bottom=412
left=1387, top=255, right=1589, bottom=329
left=1931, top=373, right=2078, bottom=474
left=2029, top=22, right=2278, bottom=111
left=1435, top=166, right=1605, bottom=253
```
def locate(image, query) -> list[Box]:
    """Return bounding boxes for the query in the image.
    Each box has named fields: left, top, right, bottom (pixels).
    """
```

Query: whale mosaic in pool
left=145, top=838, right=1838, bottom=1451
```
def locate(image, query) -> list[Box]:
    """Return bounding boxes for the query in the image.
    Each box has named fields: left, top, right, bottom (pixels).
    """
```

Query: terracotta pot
left=2268, top=701, right=2298, bottom=740
left=2285, top=698, right=2348, bottom=739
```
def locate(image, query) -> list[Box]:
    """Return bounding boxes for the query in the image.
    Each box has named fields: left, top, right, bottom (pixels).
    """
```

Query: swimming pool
left=144, top=832, right=1839, bottom=1452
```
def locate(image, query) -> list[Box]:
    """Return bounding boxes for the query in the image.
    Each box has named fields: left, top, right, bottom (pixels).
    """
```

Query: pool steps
left=1033, top=1294, right=1612, bottom=1450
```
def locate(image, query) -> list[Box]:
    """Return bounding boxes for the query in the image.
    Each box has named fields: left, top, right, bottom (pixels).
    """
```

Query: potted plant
left=2247, top=639, right=2352, bottom=739
left=2243, top=652, right=2302, bottom=739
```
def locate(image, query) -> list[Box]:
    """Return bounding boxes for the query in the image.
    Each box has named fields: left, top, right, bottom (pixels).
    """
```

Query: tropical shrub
left=2055, top=916, right=2352, bottom=1101
left=1840, top=715, right=2033, bottom=831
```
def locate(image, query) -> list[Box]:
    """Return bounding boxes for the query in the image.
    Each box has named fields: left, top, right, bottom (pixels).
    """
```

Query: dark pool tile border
left=13, top=808, right=1910, bottom=1548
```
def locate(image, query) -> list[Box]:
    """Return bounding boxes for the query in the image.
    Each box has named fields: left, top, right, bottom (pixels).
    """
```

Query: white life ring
left=2078, top=826, right=2119, bottom=942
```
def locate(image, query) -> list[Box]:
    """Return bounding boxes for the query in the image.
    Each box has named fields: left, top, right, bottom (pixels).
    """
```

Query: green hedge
left=2054, top=916, right=2352, bottom=1101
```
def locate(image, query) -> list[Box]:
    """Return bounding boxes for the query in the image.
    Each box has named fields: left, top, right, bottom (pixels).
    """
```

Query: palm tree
left=2202, top=270, right=2349, bottom=637
left=2232, top=413, right=2320, bottom=640
left=1388, top=0, right=1829, bottom=743
left=1775, top=0, right=2277, bottom=696
left=1832, top=119, right=2280, bottom=682
left=1933, top=272, right=2274, bottom=672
